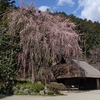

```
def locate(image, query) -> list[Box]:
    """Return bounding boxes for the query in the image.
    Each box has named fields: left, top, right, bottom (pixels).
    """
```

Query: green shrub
left=11, top=80, right=66, bottom=95
left=0, top=81, right=14, bottom=94
left=19, top=83, right=33, bottom=90
left=12, top=81, right=45, bottom=95
left=12, top=82, right=34, bottom=95
left=47, top=90, right=54, bottom=95
left=33, top=81, right=44, bottom=92
left=47, top=82, right=66, bottom=93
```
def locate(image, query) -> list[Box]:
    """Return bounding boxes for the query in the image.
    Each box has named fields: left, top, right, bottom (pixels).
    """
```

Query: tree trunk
left=31, top=52, right=35, bottom=84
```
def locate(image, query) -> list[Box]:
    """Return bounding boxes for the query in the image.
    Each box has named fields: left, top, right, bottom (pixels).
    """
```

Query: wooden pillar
left=97, top=79, right=100, bottom=89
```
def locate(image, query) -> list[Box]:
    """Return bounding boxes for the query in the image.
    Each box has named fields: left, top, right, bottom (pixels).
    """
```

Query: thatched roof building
left=73, top=59, right=100, bottom=78
left=52, top=58, right=100, bottom=90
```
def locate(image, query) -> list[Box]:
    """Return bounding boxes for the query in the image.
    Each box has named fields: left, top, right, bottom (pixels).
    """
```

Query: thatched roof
left=73, top=59, right=100, bottom=78
left=52, top=58, right=100, bottom=79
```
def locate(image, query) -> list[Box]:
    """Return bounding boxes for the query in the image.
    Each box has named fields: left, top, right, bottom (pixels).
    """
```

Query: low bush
left=0, top=79, right=66, bottom=95
left=13, top=83, right=33, bottom=95
left=12, top=81, right=44, bottom=95
left=33, top=81, right=44, bottom=92
left=47, top=82, right=66, bottom=94
left=47, top=90, right=54, bottom=95
left=0, top=81, right=14, bottom=95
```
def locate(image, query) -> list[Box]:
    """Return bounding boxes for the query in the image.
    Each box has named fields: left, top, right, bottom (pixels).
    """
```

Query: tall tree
left=0, top=0, right=15, bottom=14
left=8, top=5, right=81, bottom=83
left=0, top=7, right=19, bottom=82
left=0, top=33, right=19, bottom=80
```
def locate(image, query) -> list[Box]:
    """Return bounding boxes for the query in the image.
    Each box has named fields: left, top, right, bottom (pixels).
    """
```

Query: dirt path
left=0, top=90, right=100, bottom=100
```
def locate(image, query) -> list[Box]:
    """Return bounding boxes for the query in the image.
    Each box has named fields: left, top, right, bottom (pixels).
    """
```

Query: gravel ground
left=0, top=90, right=100, bottom=100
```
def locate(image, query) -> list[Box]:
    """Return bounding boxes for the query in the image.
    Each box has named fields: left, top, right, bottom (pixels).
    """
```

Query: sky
left=15, top=0, right=100, bottom=22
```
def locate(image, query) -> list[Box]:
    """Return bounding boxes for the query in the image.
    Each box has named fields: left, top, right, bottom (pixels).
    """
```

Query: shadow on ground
left=0, top=94, right=13, bottom=99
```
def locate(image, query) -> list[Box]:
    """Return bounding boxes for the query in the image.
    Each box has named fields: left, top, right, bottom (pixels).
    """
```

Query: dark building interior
left=57, top=78, right=97, bottom=90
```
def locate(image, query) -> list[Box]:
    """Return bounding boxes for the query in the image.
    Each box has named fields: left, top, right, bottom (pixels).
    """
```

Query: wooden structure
left=52, top=58, right=100, bottom=90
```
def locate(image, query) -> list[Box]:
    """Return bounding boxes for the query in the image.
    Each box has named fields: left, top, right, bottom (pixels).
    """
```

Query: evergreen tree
left=0, top=0, right=15, bottom=14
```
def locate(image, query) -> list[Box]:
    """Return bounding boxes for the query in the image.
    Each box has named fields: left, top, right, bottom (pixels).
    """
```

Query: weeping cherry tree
left=8, top=4, right=81, bottom=83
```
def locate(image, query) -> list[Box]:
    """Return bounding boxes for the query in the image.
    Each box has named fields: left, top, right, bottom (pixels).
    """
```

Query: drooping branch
left=8, top=5, right=81, bottom=80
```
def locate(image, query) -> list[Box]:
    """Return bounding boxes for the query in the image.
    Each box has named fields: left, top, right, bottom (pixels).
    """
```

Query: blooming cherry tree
left=9, top=5, right=81, bottom=83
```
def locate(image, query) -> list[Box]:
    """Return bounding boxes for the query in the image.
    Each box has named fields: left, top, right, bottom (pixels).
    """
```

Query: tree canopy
left=8, top=6, right=81, bottom=83
left=0, top=0, right=15, bottom=14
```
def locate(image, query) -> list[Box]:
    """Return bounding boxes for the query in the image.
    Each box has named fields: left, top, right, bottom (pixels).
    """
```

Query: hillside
left=53, top=12, right=100, bottom=70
